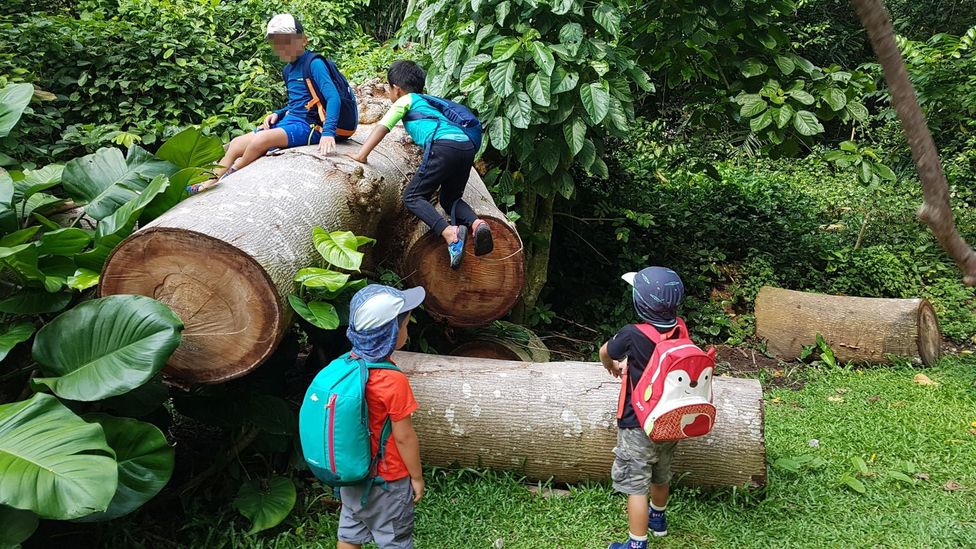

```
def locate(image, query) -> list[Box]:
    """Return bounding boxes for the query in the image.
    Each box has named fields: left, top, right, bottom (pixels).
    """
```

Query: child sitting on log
left=189, top=13, right=358, bottom=194
left=600, top=267, right=687, bottom=547
left=345, top=61, right=493, bottom=270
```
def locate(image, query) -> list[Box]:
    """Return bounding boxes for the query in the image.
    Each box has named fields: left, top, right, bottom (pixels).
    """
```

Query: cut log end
left=100, top=228, right=283, bottom=384
left=404, top=216, right=523, bottom=328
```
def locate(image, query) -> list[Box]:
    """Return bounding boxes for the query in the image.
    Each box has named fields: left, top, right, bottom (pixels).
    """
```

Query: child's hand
left=260, top=112, right=278, bottom=130
left=411, top=476, right=424, bottom=503
left=605, top=358, right=626, bottom=378
left=319, top=136, right=336, bottom=155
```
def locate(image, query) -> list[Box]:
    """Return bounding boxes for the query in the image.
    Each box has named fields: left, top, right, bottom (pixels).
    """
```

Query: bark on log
left=101, top=116, right=522, bottom=385
left=754, top=287, right=941, bottom=365
left=393, top=351, right=767, bottom=488
left=450, top=321, right=550, bottom=362
left=851, top=0, right=976, bottom=286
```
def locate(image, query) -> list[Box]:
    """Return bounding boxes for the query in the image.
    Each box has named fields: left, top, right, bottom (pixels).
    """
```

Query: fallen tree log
left=101, top=119, right=523, bottom=385
left=755, top=286, right=941, bottom=365
left=393, top=352, right=767, bottom=488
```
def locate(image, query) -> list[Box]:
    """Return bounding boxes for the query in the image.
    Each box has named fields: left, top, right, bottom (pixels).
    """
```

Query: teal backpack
left=299, top=353, right=399, bottom=498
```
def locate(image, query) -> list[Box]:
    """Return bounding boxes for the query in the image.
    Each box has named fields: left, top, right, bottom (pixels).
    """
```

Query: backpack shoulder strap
left=301, top=53, right=331, bottom=125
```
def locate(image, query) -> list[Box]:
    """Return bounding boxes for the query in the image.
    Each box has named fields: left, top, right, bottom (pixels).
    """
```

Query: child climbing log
left=392, top=352, right=767, bottom=489
left=99, top=121, right=523, bottom=384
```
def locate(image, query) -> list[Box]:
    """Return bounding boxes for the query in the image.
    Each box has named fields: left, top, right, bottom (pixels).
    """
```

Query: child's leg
left=337, top=542, right=360, bottom=549
left=214, top=132, right=255, bottom=179
left=627, top=494, right=650, bottom=537
left=233, top=128, right=289, bottom=173
left=403, top=149, right=454, bottom=242
left=650, top=483, right=669, bottom=509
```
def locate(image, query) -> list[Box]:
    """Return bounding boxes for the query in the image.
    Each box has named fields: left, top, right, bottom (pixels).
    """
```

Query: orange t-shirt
left=365, top=368, right=419, bottom=482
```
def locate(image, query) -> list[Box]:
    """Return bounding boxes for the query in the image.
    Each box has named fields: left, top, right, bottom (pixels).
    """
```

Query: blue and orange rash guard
left=379, top=93, right=469, bottom=148
left=273, top=51, right=345, bottom=138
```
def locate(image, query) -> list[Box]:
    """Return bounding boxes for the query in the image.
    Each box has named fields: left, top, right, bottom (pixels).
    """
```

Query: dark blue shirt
left=274, top=51, right=342, bottom=138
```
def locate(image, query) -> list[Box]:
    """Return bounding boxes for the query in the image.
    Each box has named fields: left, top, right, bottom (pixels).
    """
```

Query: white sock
left=650, top=502, right=666, bottom=512
left=629, top=532, right=648, bottom=541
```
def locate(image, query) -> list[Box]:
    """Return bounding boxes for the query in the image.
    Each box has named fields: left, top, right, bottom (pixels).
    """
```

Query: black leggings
left=402, top=139, right=478, bottom=235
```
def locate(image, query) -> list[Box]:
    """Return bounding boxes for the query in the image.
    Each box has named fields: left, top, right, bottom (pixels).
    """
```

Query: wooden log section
left=101, top=114, right=523, bottom=384
left=393, top=352, right=767, bottom=488
left=450, top=321, right=551, bottom=362
left=755, top=286, right=941, bottom=365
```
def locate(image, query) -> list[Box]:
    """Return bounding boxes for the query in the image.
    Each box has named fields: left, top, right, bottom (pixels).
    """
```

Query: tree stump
left=449, top=321, right=550, bottom=362
left=754, top=286, right=941, bottom=365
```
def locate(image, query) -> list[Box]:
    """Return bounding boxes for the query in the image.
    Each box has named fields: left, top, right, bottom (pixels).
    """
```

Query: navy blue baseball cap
left=622, top=267, right=684, bottom=328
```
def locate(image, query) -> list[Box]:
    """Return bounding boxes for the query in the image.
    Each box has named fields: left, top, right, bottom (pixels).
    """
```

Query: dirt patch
left=713, top=345, right=806, bottom=390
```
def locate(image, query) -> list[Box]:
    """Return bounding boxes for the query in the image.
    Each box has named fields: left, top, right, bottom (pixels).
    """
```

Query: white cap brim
left=621, top=272, right=637, bottom=286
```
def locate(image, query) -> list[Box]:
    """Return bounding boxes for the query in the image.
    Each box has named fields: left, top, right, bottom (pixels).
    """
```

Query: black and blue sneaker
left=472, top=219, right=494, bottom=256
left=448, top=225, right=467, bottom=270
left=608, top=538, right=647, bottom=549
left=649, top=509, right=667, bottom=537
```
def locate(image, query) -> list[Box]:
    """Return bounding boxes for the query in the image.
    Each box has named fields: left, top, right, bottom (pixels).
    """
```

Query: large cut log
left=100, top=113, right=523, bottom=384
left=755, top=287, right=941, bottom=365
left=393, top=352, right=766, bottom=488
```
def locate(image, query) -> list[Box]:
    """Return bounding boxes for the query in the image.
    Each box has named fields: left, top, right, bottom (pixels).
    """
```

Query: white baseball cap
left=266, top=13, right=304, bottom=38
left=350, top=285, right=426, bottom=331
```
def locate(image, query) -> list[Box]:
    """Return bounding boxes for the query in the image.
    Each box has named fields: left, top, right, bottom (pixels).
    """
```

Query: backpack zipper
left=326, top=393, right=338, bottom=474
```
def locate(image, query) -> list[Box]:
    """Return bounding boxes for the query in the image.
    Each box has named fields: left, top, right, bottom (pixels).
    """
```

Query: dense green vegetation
left=1, top=0, right=974, bottom=546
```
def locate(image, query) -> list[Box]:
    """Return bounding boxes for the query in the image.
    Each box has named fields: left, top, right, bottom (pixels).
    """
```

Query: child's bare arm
left=346, top=126, right=389, bottom=163
left=600, top=342, right=624, bottom=378
left=392, top=415, right=424, bottom=502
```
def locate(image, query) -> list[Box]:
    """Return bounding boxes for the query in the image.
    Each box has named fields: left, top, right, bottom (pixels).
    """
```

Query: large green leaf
left=74, top=415, right=174, bottom=522
left=526, top=72, right=551, bottom=107
left=233, top=477, right=296, bottom=535
left=62, top=146, right=177, bottom=220
left=530, top=42, right=555, bottom=75
left=793, top=110, right=825, bottom=136
left=0, top=291, right=72, bottom=315
left=0, top=227, right=39, bottom=248
left=564, top=117, right=586, bottom=156
left=559, top=22, right=584, bottom=47
left=580, top=82, right=610, bottom=124
left=0, top=322, right=34, bottom=362
left=154, top=127, right=223, bottom=170
left=488, top=61, right=516, bottom=98
left=312, top=229, right=374, bottom=272
left=1, top=168, right=13, bottom=207
left=13, top=165, right=63, bottom=203
left=0, top=84, right=33, bottom=138
left=0, top=393, right=117, bottom=519
left=538, top=139, right=561, bottom=175
left=489, top=116, right=511, bottom=150
left=35, top=228, right=91, bottom=257
left=32, top=295, right=183, bottom=401
left=76, top=175, right=170, bottom=272
left=506, top=92, right=533, bottom=129
left=741, top=58, right=768, bottom=78
left=490, top=37, right=520, bottom=63
left=776, top=104, right=795, bottom=128
left=824, top=88, right=848, bottom=111
left=551, top=68, right=580, bottom=95
left=288, top=295, right=339, bottom=330
left=67, top=268, right=100, bottom=291
left=141, top=167, right=206, bottom=223
left=294, top=268, right=350, bottom=292
left=593, top=4, right=621, bottom=37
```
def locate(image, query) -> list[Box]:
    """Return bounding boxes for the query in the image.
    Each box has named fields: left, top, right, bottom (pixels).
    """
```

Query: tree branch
left=851, top=0, right=976, bottom=285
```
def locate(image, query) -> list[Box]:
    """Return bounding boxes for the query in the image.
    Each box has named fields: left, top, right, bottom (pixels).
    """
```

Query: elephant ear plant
left=0, top=82, right=220, bottom=545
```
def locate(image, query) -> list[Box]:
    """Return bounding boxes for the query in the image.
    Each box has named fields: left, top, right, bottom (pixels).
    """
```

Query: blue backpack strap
left=355, top=357, right=402, bottom=506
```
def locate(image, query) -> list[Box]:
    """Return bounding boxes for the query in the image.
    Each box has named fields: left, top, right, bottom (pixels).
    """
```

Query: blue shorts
left=257, top=116, right=321, bottom=148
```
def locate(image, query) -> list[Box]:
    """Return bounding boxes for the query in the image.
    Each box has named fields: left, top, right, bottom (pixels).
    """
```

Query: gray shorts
left=611, top=428, right=678, bottom=494
left=338, top=477, right=415, bottom=548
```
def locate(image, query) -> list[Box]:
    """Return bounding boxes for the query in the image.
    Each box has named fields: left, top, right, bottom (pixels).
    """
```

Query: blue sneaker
left=448, top=225, right=467, bottom=270
left=649, top=509, right=667, bottom=537
left=608, top=538, right=647, bottom=549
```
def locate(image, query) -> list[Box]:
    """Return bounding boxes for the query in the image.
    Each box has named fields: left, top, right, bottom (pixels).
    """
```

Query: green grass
left=106, top=356, right=976, bottom=548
